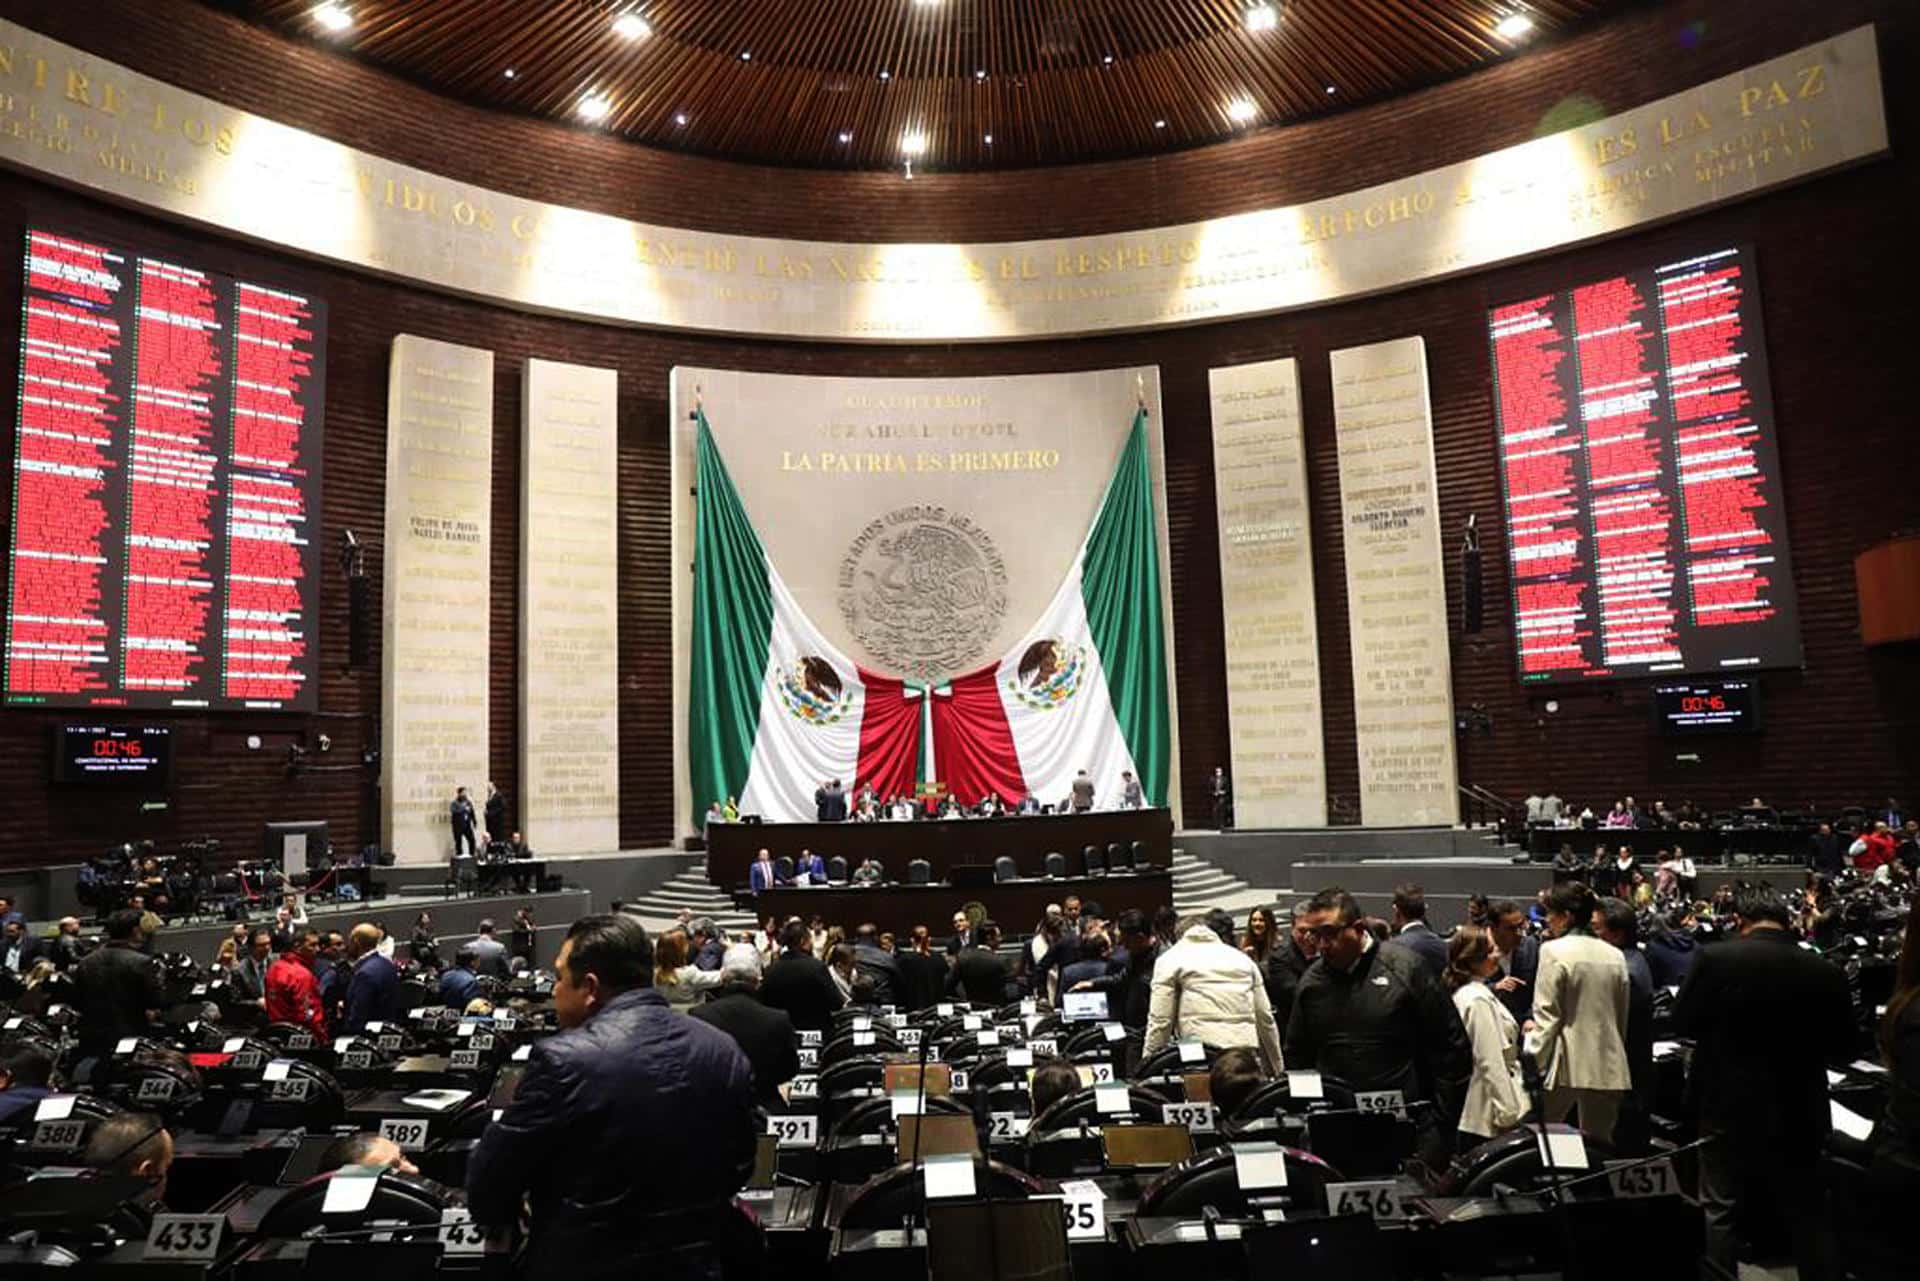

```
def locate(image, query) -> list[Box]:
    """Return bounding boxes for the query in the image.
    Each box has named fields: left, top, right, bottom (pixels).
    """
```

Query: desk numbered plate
left=144, top=1214, right=224, bottom=1261
left=1056, top=1180, right=1106, bottom=1241
left=1161, top=1101, right=1216, bottom=1133
left=789, top=1076, right=819, bottom=1101
left=1354, top=1089, right=1408, bottom=1119
left=1029, top=1038, right=1058, bottom=1057
left=899, top=1027, right=923, bottom=1048
left=1606, top=1157, right=1677, bottom=1199
left=798, top=1029, right=822, bottom=1047
left=768, top=1113, right=818, bottom=1149
left=136, top=1076, right=176, bottom=1102
left=380, top=1117, right=432, bottom=1152
left=988, top=1112, right=1029, bottom=1141
left=797, top=1048, right=819, bottom=1070
left=449, top=1049, right=483, bottom=1070
left=377, top=1034, right=405, bottom=1053
left=266, top=1077, right=311, bottom=1102
left=438, top=1208, right=485, bottom=1255
left=34, top=1118, right=86, bottom=1151
left=341, top=1049, right=373, bottom=1070
left=1326, top=1179, right=1406, bottom=1221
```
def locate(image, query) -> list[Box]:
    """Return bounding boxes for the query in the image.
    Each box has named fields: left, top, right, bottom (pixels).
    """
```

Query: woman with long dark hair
left=1524, top=880, right=1631, bottom=1143
left=1242, top=905, right=1295, bottom=1027
left=1446, top=925, right=1527, bottom=1147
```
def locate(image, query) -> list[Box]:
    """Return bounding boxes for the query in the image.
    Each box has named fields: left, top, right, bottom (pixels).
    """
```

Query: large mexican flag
left=688, top=406, right=1168, bottom=820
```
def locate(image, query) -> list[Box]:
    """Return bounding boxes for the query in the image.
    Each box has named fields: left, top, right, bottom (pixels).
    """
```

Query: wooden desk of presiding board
left=703, top=808, right=1173, bottom=891
left=743, top=870, right=1173, bottom=937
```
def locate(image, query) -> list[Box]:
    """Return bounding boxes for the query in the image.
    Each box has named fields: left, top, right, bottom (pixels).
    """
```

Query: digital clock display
left=53, top=724, right=173, bottom=784
left=1651, top=681, right=1760, bottom=735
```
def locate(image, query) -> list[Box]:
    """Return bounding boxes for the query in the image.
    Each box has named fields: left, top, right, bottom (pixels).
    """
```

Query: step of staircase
left=617, top=859, right=758, bottom=934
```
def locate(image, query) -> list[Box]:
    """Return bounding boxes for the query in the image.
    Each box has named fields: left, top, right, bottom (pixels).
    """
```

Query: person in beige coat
left=1524, top=881, right=1631, bottom=1143
left=1144, top=913, right=1284, bottom=1073
left=1447, top=925, right=1529, bottom=1144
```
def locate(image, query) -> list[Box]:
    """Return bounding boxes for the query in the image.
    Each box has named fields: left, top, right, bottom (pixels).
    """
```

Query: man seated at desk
left=851, top=858, right=886, bottom=886
left=793, top=848, right=827, bottom=886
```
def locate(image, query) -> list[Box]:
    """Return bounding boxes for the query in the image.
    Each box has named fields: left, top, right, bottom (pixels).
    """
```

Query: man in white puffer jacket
left=1143, top=910, right=1284, bottom=1073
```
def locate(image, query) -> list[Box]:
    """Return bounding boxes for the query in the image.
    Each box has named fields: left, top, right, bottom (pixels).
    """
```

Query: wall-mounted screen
left=52, top=723, right=173, bottom=784
left=1489, top=246, right=1800, bottom=683
left=1651, top=679, right=1761, bottom=735
left=5, top=229, right=326, bottom=710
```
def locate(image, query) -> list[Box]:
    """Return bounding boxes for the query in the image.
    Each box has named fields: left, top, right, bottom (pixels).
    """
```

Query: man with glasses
left=1285, top=886, right=1471, bottom=1171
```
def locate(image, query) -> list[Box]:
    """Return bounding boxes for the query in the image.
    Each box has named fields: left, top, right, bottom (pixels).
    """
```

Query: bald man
left=84, top=1111, right=174, bottom=1203
left=322, top=1131, right=420, bottom=1176
left=343, top=922, right=402, bottom=1032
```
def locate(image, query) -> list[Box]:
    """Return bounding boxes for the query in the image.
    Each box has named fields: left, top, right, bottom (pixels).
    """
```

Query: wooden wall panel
left=0, top=0, right=1916, bottom=868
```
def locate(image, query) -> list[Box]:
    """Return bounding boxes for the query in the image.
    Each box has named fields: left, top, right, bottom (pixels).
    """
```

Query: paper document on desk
left=402, top=1089, right=473, bottom=1111
left=1830, top=1101, right=1874, bottom=1142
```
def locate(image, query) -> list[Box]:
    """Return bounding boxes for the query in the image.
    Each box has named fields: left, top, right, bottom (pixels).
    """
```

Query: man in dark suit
left=1672, top=884, right=1853, bottom=1281
left=343, top=922, right=404, bottom=1032
left=689, top=945, right=800, bottom=1105
left=450, top=787, right=479, bottom=859
left=850, top=923, right=900, bottom=1006
left=748, top=849, right=781, bottom=895
left=758, top=921, right=844, bottom=1035
left=897, top=926, right=949, bottom=1011
left=1385, top=883, right=1448, bottom=979
left=2, top=918, right=47, bottom=975
left=70, top=909, right=163, bottom=1057
left=485, top=781, right=509, bottom=844
left=1808, top=823, right=1844, bottom=876
left=949, top=921, right=1013, bottom=1005
left=1487, top=899, right=1541, bottom=1024
left=946, top=910, right=980, bottom=957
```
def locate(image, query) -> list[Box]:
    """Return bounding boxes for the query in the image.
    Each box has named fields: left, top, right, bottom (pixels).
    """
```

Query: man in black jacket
left=1671, top=885, right=1852, bottom=1281
left=758, top=921, right=845, bottom=1034
left=1385, top=883, right=1448, bottom=979
left=689, top=945, right=800, bottom=1105
left=949, top=921, right=1014, bottom=1005
left=896, top=926, right=950, bottom=1012
left=1286, top=887, right=1471, bottom=1171
left=71, top=910, right=163, bottom=1058
left=1487, top=899, right=1541, bottom=1025
left=850, top=923, right=901, bottom=1006
left=468, top=914, right=756, bottom=1281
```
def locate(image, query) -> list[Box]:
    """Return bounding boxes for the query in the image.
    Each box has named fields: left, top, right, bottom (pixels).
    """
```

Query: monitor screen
left=6, top=228, right=326, bottom=711
left=1651, top=679, right=1761, bottom=734
left=52, top=723, right=171, bottom=785
left=1062, top=990, right=1109, bottom=1023
left=1489, top=246, right=1801, bottom=683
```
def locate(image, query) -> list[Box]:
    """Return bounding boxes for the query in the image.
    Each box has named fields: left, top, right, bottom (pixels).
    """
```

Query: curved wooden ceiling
left=221, top=0, right=1634, bottom=171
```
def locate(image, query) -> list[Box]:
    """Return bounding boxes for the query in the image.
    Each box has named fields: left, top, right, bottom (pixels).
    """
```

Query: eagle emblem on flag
left=776, top=655, right=852, bottom=726
left=1008, top=638, right=1084, bottom=711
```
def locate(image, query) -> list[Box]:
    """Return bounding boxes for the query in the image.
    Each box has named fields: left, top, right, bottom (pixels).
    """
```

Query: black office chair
left=1044, top=852, right=1067, bottom=879
left=100, top=1056, right=203, bottom=1123
left=827, top=856, right=849, bottom=883
left=907, top=859, right=932, bottom=885
left=1225, top=1073, right=1359, bottom=1125
left=1130, top=839, right=1151, bottom=869
left=774, top=856, right=796, bottom=883
left=1131, top=1043, right=1222, bottom=1082
left=1106, top=842, right=1126, bottom=872
left=1136, top=1145, right=1341, bottom=1216
left=1436, top=1123, right=1618, bottom=1199
left=837, top=1158, right=1050, bottom=1232
left=821, top=1026, right=904, bottom=1068
left=1028, top=1083, right=1170, bottom=1134
left=994, top=857, right=1017, bottom=884
left=255, top=1168, right=449, bottom=1239
left=1082, top=845, right=1105, bottom=876
left=830, top=1093, right=970, bottom=1145
left=243, top=1057, right=349, bottom=1132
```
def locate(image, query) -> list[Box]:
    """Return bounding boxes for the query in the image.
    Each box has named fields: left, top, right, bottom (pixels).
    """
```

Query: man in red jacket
left=1854, top=821, right=1900, bottom=875
left=266, top=927, right=328, bottom=1040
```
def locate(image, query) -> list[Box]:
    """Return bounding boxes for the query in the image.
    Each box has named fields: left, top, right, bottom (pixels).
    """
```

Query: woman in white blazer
left=1525, top=881, right=1631, bottom=1143
left=1447, top=925, right=1529, bottom=1146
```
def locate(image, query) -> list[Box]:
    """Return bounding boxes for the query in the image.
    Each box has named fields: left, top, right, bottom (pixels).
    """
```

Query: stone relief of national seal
left=837, top=506, right=1009, bottom=681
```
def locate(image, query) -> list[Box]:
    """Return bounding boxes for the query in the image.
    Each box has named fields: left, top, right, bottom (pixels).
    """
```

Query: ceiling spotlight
left=900, top=130, right=928, bottom=158
left=983, top=132, right=993, bottom=143
left=673, top=111, right=688, bottom=125
left=612, top=11, right=651, bottom=41
left=1495, top=11, right=1535, bottom=40
left=975, top=69, right=987, bottom=80
left=503, top=68, right=516, bottom=79
left=878, top=69, right=891, bottom=81
left=739, top=50, right=752, bottom=61
left=311, top=2, right=353, bottom=33
left=1102, top=53, right=1115, bottom=65
left=1153, top=118, right=1167, bottom=129
left=1244, top=3, right=1279, bottom=33
left=837, top=129, right=852, bottom=143
left=578, top=92, right=613, bottom=123
left=1226, top=97, right=1258, bottom=124
left=1325, top=83, right=1337, bottom=95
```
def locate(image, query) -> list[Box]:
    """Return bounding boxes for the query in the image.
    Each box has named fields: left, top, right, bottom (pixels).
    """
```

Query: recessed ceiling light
left=1244, top=3, right=1279, bottom=33
left=612, top=12, right=651, bottom=41
left=1102, top=53, right=1115, bottom=65
left=837, top=130, right=852, bottom=143
left=503, top=68, right=516, bottom=79
left=1153, top=118, right=1167, bottom=129
left=983, top=132, right=993, bottom=143
left=900, top=129, right=928, bottom=157
left=673, top=111, right=689, bottom=126
left=311, top=2, right=352, bottom=33
left=975, top=69, right=987, bottom=80
left=1325, top=84, right=1337, bottom=95
left=878, top=69, right=891, bottom=81
left=1227, top=97, right=1258, bottom=124
left=1495, top=12, right=1535, bottom=40
left=578, top=92, right=613, bottom=123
